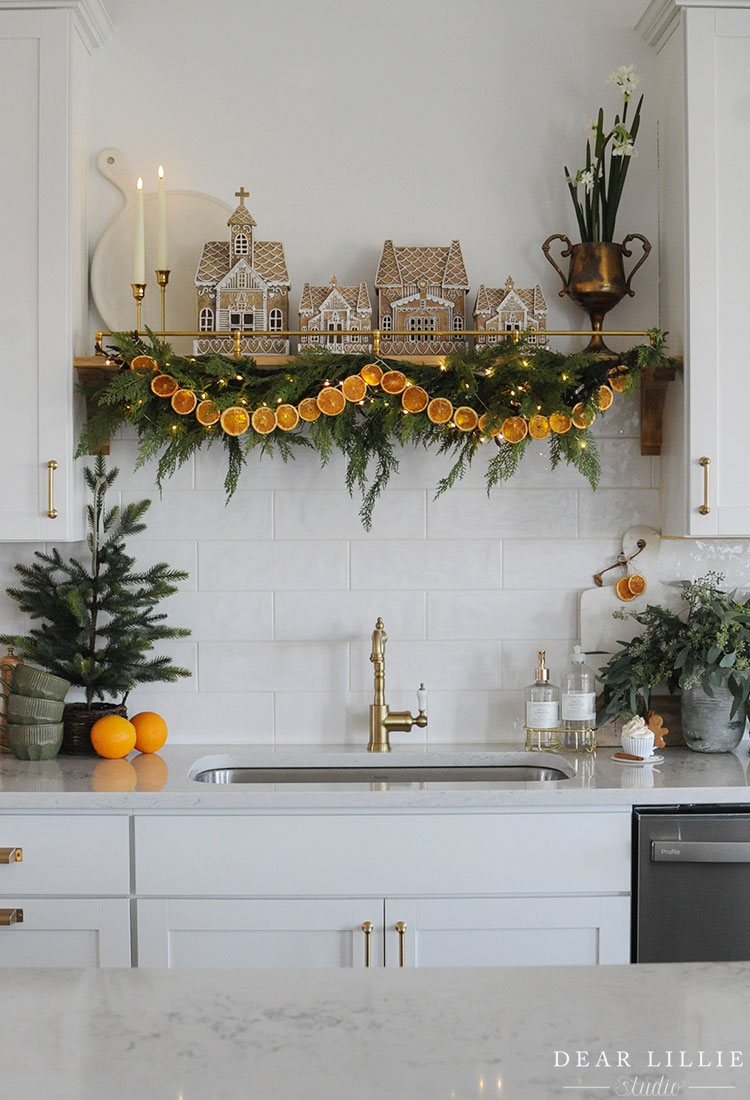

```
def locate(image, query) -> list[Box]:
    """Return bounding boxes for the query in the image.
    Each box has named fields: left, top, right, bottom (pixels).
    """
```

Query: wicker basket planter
left=61, top=702, right=128, bottom=756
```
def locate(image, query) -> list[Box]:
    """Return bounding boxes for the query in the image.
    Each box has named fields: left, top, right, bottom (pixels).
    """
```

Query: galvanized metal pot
left=680, top=684, right=747, bottom=754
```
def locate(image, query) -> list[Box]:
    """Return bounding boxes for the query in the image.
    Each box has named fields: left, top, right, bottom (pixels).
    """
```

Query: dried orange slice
left=427, top=397, right=453, bottom=424
left=195, top=399, right=220, bottom=426
left=608, top=366, right=630, bottom=393
left=297, top=397, right=321, bottom=422
left=501, top=416, right=528, bottom=443
left=342, top=375, right=367, bottom=403
left=615, top=576, right=637, bottom=602
left=316, top=386, right=346, bottom=416
left=275, top=403, right=300, bottom=431
left=150, top=373, right=179, bottom=398
left=401, top=385, right=429, bottom=413
left=478, top=412, right=502, bottom=437
left=360, top=363, right=383, bottom=387
left=220, top=406, right=250, bottom=436
left=571, top=402, right=596, bottom=430
left=627, top=573, right=647, bottom=596
left=171, top=388, right=197, bottom=415
left=528, top=414, right=550, bottom=440
left=380, top=370, right=407, bottom=395
left=251, top=406, right=277, bottom=435
left=597, top=384, right=614, bottom=411
left=454, top=406, right=479, bottom=432
left=129, top=354, right=159, bottom=372
left=549, top=412, right=572, bottom=435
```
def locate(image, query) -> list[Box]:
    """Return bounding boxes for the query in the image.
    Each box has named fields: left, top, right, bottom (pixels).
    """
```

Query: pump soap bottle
left=561, top=644, right=596, bottom=751
left=524, top=650, right=560, bottom=751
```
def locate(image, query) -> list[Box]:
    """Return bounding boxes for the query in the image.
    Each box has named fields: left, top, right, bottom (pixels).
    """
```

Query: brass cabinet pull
left=0, top=908, right=23, bottom=926
left=361, top=921, right=373, bottom=968
left=395, top=921, right=407, bottom=967
left=698, top=456, right=711, bottom=515
left=47, top=460, right=59, bottom=519
left=0, top=848, right=22, bottom=863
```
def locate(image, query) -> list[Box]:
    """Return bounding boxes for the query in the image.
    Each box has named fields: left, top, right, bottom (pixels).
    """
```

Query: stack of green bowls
left=5, top=666, right=71, bottom=760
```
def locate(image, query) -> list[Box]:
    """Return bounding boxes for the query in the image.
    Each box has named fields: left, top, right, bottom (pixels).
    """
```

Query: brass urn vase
left=542, top=233, right=651, bottom=351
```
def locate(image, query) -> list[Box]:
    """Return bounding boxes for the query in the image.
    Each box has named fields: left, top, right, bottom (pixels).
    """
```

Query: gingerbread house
left=298, top=275, right=373, bottom=353
left=473, top=277, right=548, bottom=348
left=374, top=239, right=469, bottom=355
left=193, top=188, right=290, bottom=355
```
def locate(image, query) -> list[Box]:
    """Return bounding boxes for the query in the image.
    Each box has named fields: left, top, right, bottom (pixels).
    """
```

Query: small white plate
left=612, top=753, right=664, bottom=766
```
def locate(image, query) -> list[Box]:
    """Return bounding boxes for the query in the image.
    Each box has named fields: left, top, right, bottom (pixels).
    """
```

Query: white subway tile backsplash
left=427, top=488, right=578, bottom=539
left=274, top=590, right=425, bottom=642
left=124, top=690, right=275, bottom=743
left=194, top=436, right=349, bottom=493
left=591, top=391, right=640, bottom=439
left=109, top=440, right=195, bottom=491
left=500, top=641, right=575, bottom=693
left=199, top=541, right=349, bottom=591
left=123, top=490, right=273, bottom=541
left=578, top=488, right=660, bottom=537
left=274, top=691, right=369, bottom=744
left=199, top=641, right=349, bottom=693
left=659, top=539, right=750, bottom=589
left=122, top=540, right=198, bottom=591
left=427, top=589, right=578, bottom=641
left=502, top=538, right=620, bottom=590
left=168, top=590, right=272, bottom=641
left=423, top=691, right=524, bottom=743
left=349, top=639, right=502, bottom=693
left=274, top=489, right=426, bottom=540
left=351, top=539, right=501, bottom=591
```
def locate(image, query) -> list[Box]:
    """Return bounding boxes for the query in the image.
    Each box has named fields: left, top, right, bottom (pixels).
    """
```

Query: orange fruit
left=251, top=406, right=277, bottom=435
left=130, top=711, right=168, bottom=754
left=478, top=412, right=502, bottom=437
left=91, top=757, right=137, bottom=792
left=615, top=576, right=637, bottom=602
left=549, top=412, right=572, bottom=435
left=608, top=366, right=630, bottom=393
left=132, top=752, right=169, bottom=791
left=501, top=416, right=528, bottom=443
left=454, top=406, right=479, bottom=431
left=527, top=413, right=550, bottom=440
left=220, top=406, right=250, bottom=436
left=150, top=374, right=179, bottom=398
left=360, top=363, right=383, bottom=387
left=380, top=370, right=407, bottom=395
left=316, top=387, right=346, bottom=416
left=195, top=399, right=221, bottom=427
left=427, top=397, right=453, bottom=424
left=129, top=354, right=159, bottom=372
left=297, top=396, right=321, bottom=422
left=627, top=573, right=647, bottom=597
left=171, top=388, right=197, bottom=415
left=597, top=384, right=614, bottom=411
left=342, top=375, right=367, bottom=403
left=275, top=403, right=300, bottom=431
left=571, top=402, right=596, bottom=430
left=90, top=714, right=137, bottom=759
left=401, top=385, right=429, bottom=413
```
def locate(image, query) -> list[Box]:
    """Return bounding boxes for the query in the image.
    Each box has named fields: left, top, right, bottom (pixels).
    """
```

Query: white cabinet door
left=0, top=7, right=84, bottom=540
left=384, top=896, right=630, bottom=968
left=136, top=898, right=383, bottom=969
left=0, top=898, right=130, bottom=966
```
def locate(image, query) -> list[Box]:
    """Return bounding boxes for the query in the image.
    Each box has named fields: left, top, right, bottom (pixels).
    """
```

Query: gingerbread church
left=193, top=188, right=290, bottom=355
left=473, top=277, right=548, bottom=348
left=374, top=239, right=469, bottom=355
left=298, top=275, right=373, bottom=353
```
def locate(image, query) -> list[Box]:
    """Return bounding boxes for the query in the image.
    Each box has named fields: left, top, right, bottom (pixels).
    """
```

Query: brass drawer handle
left=0, top=848, right=22, bottom=863
left=698, top=456, right=711, bottom=515
left=361, top=921, right=373, bottom=968
left=395, top=921, right=407, bottom=967
left=0, top=908, right=23, bottom=926
left=47, top=459, right=59, bottom=519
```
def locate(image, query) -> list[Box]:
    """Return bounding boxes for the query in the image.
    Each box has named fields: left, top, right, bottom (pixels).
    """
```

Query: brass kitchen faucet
left=368, top=617, right=427, bottom=752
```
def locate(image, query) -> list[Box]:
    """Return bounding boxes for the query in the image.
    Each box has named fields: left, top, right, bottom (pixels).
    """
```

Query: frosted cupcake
left=621, top=715, right=655, bottom=758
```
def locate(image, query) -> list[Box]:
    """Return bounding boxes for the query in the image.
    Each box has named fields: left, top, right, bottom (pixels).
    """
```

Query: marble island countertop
left=0, top=741, right=749, bottom=810
left=2, top=962, right=750, bottom=1099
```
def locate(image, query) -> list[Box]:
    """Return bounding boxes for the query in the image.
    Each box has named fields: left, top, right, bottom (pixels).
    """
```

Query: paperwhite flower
left=576, top=168, right=596, bottom=193
left=586, top=118, right=599, bottom=140
left=608, top=63, right=640, bottom=100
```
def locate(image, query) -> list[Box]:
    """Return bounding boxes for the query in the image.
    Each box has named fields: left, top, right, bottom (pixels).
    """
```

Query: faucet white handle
left=416, top=683, right=427, bottom=713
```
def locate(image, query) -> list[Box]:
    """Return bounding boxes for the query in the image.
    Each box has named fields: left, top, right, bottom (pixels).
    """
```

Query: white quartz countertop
left=2, top=962, right=749, bottom=1098
left=1, top=741, right=749, bottom=809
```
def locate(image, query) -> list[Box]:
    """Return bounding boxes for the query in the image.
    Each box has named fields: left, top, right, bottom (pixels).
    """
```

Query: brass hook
left=592, top=539, right=646, bottom=587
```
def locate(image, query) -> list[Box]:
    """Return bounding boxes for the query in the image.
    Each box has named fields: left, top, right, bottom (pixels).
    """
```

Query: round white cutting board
left=90, top=148, right=232, bottom=338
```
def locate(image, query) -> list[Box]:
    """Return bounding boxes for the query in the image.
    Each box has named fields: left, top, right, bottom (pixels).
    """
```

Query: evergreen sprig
left=0, top=456, right=191, bottom=705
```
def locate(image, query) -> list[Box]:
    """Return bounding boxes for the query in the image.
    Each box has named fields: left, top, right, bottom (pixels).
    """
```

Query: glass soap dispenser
left=524, top=650, right=560, bottom=750
left=560, top=644, right=597, bottom=751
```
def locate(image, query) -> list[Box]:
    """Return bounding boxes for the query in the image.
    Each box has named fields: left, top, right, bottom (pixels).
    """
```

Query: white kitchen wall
left=1, top=0, right=749, bottom=744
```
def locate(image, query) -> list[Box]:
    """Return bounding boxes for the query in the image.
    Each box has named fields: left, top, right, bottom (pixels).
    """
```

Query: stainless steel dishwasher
left=634, top=806, right=750, bottom=963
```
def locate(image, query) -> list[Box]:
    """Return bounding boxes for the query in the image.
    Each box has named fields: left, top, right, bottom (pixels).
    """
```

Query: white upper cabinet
left=0, top=2, right=110, bottom=541
left=640, top=0, right=750, bottom=535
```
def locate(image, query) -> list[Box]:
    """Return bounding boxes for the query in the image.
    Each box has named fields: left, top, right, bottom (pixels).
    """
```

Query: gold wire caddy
left=524, top=725, right=596, bottom=754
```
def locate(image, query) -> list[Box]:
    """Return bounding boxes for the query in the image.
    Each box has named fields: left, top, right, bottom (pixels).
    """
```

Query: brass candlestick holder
left=131, top=283, right=146, bottom=333
left=155, top=270, right=170, bottom=333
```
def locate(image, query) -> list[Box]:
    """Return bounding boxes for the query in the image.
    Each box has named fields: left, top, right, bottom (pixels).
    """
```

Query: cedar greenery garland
left=77, top=329, right=676, bottom=529
left=0, top=457, right=191, bottom=706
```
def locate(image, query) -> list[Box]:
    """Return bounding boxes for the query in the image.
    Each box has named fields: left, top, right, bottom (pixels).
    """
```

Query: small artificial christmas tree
left=0, top=456, right=191, bottom=709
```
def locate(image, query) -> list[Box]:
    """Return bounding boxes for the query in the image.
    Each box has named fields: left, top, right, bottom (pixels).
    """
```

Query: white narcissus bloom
left=612, top=123, right=637, bottom=158
left=608, top=63, right=640, bottom=100
left=586, top=118, right=598, bottom=139
left=575, top=168, right=596, bottom=193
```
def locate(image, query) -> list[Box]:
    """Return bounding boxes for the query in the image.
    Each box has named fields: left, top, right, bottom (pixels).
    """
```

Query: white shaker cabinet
left=640, top=0, right=750, bottom=535
left=0, top=2, right=109, bottom=540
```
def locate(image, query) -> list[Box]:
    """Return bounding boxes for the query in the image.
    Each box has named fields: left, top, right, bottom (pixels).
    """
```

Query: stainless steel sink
left=191, top=764, right=572, bottom=785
